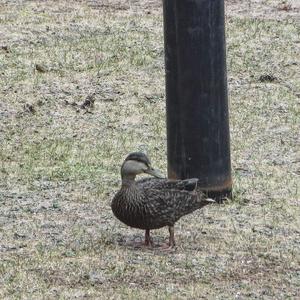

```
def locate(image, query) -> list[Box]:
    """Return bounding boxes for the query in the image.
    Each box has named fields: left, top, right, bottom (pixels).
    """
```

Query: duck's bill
left=145, top=167, right=165, bottom=179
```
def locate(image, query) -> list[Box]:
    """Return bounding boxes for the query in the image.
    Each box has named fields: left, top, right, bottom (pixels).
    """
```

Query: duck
left=111, top=152, right=214, bottom=249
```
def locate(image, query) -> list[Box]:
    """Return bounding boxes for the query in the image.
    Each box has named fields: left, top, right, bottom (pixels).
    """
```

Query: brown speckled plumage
left=111, top=152, right=214, bottom=248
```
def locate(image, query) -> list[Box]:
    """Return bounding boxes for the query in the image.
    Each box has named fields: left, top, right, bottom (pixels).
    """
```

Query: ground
left=0, top=0, right=299, bottom=299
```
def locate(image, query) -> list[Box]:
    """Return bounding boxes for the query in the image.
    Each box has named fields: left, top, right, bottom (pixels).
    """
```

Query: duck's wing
left=142, top=186, right=210, bottom=223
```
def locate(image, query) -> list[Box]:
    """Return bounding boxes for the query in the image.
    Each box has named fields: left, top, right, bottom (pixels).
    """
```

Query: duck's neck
left=121, top=174, right=136, bottom=188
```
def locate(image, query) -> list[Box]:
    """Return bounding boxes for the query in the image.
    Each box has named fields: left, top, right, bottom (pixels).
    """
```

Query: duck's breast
left=111, top=189, right=169, bottom=230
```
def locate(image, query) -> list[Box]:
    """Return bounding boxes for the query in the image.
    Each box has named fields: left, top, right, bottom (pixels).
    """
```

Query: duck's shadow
left=115, top=234, right=177, bottom=253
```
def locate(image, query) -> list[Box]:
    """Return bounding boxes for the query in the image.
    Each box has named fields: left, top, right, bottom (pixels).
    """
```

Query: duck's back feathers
left=136, top=177, right=199, bottom=192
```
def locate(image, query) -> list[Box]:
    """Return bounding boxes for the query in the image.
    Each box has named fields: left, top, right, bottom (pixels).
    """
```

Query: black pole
left=163, top=0, right=232, bottom=200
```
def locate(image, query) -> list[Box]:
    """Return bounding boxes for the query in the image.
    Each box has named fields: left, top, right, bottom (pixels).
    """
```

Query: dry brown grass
left=0, top=0, right=299, bottom=299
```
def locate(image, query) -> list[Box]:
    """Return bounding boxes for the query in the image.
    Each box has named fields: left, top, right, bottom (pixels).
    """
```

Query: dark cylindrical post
left=163, top=0, right=232, bottom=200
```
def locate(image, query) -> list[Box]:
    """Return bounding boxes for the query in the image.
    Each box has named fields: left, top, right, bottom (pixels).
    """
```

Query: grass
left=0, top=0, right=299, bottom=299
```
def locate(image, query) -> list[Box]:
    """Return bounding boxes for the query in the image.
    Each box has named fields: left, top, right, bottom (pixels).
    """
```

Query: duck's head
left=121, top=152, right=164, bottom=180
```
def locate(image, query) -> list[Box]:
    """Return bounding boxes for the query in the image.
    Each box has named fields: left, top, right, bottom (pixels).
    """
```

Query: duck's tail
left=196, top=192, right=216, bottom=206
left=204, top=198, right=215, bottom=203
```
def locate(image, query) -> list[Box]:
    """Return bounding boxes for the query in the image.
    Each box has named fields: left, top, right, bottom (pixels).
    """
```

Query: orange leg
left=168, top=226, right=176, bottom=248
left=144, top=229, right=154, bottom=247
left=158, top=226, right=176, bottom=251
